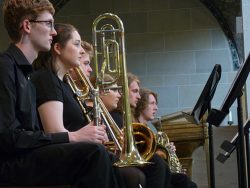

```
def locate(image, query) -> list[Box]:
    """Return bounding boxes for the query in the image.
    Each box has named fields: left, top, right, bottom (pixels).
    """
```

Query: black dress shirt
left=0, top=44, right=69, bottom=158
left=110, top=110, right=123, bottom=129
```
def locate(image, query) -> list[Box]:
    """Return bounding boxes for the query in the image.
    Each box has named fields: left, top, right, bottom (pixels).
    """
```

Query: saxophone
left=156, top=131, right=183, bottom=173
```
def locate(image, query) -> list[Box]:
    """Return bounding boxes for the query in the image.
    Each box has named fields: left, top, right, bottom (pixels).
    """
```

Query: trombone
left=65, top=66, right=156, bottom=161
left=92, top=13, right=155, bottom=167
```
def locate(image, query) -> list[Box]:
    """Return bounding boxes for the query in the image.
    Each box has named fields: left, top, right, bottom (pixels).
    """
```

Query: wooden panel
left=152, top=111, right=209, bottom=180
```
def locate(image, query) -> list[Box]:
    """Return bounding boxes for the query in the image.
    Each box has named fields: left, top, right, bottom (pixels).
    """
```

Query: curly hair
left=3, top=0, right=55, bottom=43
left=134, top=88, right=158, bottom=119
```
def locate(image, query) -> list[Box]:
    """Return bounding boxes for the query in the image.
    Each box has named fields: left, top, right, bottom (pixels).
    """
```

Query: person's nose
left=137, top=93, right=141, bottom=99
left=155, top=105, right=158, bottom=110
left=117, top=92, right=121, bottom=98
left=80, top=47, right=85, bottom=55
left=89, top=66, right=93, bottom=73
left=50, top=27, right=57, bottom=36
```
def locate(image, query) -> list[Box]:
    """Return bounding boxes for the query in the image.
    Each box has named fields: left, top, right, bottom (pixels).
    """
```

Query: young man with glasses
left=0, top=1, right=119, bottom=188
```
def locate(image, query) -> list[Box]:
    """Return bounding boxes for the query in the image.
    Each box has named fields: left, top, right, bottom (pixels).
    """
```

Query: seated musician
left=73, top=41, right=147, bottom=188
left=111, top=72, right=197, bottom=188
left=31, top=29, right=146, bottom=188
left=96, top=74, right=172, bottom=188
left=29, top=23, right=121, bottom=188
left=134, top=87, right=198, bottom=188
left=0, top=1, right=117, bottom=187
left=77, top=42, right=171, bottom=188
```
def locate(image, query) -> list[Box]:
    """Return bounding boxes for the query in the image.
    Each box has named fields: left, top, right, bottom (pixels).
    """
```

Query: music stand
left=206, top=53, right=250, bottom=126
left=206, top=53, right=250, bottom=188
left=182, top=64, right=221, bottom=188
left=217, top=118, right=250, bottom=163
left=182, top=64, right=222, bottom=125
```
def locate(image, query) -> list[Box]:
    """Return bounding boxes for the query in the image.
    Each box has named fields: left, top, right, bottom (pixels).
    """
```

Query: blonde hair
left=116, top=72, right=140, bottom=119
left=127, top=72, right=140, bottom=87
left=82, top=41, right=94, bottom=59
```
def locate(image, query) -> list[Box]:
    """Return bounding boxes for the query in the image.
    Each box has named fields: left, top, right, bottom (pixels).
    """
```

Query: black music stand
left=182, top=64, right=221, bottom=124
left=207, top=53, right=250, bottom=188
left=182, top=64, right=221, bottom=188
left=217, top=119, right=250, bottom=163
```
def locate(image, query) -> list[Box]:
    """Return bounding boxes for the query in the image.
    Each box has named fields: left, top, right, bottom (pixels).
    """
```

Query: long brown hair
left=116, top=72, right=140, bottom=120
left=33, top=23, right=77, bottom=73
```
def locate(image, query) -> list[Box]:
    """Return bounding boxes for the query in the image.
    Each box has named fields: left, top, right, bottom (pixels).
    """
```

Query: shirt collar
left=7, top=43, right=31, bottom=66
left=7, top=43, right=33, bottom=77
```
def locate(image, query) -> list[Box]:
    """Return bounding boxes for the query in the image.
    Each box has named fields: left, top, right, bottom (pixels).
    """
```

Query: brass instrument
left=152, top=111, right=209, bottom=179
left=98, top=98, right=123, bottom=152
left=92, top=13, right=156, bottom=166
left=65, top=68, right=91, bottom=123
left=65, top=67, right=123, bottom=151
left=155, top=117, right=183, bottom=173
left=66, top=67, right=156, bottom=160
left=156, top=131, right=183, bottom=173
left=132, top=123, right=156, bottom=161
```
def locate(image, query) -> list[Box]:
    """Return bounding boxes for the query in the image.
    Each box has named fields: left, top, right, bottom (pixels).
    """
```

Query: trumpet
left=92, top=13, right=156, bottom=167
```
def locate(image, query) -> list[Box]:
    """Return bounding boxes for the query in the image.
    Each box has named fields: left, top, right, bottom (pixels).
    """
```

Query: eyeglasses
left=103, top=86, right=122, bottom=94
left=29, top=20, right=54, bottom=31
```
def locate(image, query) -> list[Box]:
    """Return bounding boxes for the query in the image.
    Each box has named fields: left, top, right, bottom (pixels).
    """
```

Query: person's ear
left=53, top=43, right=62, bottom=55
left=20, top=19, right=32, bottom=34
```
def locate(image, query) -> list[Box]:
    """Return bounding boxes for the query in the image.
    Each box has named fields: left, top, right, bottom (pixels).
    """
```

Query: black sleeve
left=31, top=69, right=89, bottom=132
left=30, top=69, right=64, bottom=107
left=0, top=57, right=69, bottom=156
left=110, top=111, right=123, bottom=129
